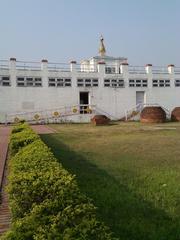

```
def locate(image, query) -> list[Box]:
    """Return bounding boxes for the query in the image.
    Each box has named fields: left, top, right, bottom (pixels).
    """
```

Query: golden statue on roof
left=99, top=35, right=106, bottom=56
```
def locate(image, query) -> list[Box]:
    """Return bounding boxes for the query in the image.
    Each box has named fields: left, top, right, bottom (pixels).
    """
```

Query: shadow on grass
left=41, top=134, right=180, bottom=240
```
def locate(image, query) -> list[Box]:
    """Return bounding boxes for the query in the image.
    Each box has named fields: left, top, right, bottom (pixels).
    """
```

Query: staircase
left=95, top=107, right=119, bottom=121
left=123, top=103, right=144, bottom=121
left=123, top=103, right=171, bottom=121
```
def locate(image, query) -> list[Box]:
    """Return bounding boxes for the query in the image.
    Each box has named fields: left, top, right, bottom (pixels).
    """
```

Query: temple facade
left=0, top=37, right=180, bottom=123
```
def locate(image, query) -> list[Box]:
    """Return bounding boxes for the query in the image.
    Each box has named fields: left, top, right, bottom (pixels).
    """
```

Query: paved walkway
left=0, top=126, right=11, bottom=236
left=0, top=125, right=55, bottom=236
left=31, top=125, right=57, bottom=134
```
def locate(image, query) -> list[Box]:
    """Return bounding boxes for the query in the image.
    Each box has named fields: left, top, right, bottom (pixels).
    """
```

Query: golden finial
left=99, top=35, right=106, bottom=56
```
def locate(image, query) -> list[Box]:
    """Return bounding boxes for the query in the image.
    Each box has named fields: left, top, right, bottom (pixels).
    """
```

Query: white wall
left=0, top=60, right=180, bottom=123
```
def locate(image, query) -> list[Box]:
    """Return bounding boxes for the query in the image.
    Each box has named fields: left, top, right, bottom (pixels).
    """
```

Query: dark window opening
left=80, top=92, right=89, bottom=114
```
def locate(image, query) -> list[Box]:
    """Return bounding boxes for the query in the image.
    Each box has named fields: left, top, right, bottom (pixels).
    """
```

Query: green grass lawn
left=41, top=122, right=180, bottom=240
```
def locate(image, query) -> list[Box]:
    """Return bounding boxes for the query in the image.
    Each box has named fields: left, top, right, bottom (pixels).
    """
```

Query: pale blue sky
left=0, top=0, right=179, bottom=65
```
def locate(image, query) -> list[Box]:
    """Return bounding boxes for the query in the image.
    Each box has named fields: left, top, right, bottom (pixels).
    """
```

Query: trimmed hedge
left=9, top=126, right=39, bottom=156
left=2, top=124, right=117, bottom=240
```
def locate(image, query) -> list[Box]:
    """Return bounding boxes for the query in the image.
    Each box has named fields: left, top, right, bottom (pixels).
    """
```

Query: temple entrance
left=79, top=92, right=89, bottom=114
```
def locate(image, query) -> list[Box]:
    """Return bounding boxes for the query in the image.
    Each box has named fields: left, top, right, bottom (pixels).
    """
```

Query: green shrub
left=9, top=128, right=39, bottom=156
left=2, top=123, right=117, bottom=240
left=11, top=123, right=28, bottom=134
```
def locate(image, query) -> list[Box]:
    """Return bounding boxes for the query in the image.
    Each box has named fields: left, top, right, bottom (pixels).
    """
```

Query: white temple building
left=0, top=37, right=180, bottom=123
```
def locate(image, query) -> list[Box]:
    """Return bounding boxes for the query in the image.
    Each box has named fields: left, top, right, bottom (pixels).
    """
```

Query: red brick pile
left=171, top=107, right=180, bottom=121
left=91, top=115, right=110, bottom=125
left=140, top=106, right=166, bottom=123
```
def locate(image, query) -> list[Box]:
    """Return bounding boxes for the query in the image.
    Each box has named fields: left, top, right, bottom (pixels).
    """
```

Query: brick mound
left=171, top=107, right=180, bottom=121
left=140, top=106, right=166, bottom=123
left=91, top=115, right=110, bottom=125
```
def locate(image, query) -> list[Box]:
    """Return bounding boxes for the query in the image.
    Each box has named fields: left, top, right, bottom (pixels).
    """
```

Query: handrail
left=5, top=104, right=97, bottom=124
left=95, top=107, right=119, bottom=120
left=125, top=103, right=171, bottom=121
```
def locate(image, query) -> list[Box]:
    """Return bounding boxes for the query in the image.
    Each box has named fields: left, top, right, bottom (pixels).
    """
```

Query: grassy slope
left=41, top=122, right=180, bottom=240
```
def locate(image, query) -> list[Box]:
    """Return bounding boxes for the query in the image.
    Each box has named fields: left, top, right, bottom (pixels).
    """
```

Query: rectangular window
left=57, top=78, right=63, bottom=82
left=65, top=78, right=71, bottom=82
left=48, top=78, right=71, bottom=87
left=118, top=79, right=124, bottom=87
left=85, top=83, right=91, bottom=87
left=77, top=83, right=84, bottom=87
left=129, top=79, right=147, bottom=87
left=105, top=67, right=116, bottom=74
left=153, top=79, right=170, bottom=87
left=104, top=79, right=110, bottom=83
left=34, top=78, right=42, bottom=87
left=77, top=79, right=83, bottom=82
left=17, top=77, right=25, bottom=86
left=57, top=82, right=63, bottom=87
left=92, top=78, right=98, bottom=83
left=26, top=78, right=33, bottom=86
left=77, top=78, right=99, bottom=87
left=49, top=78, right=56, bottom=87
left=175, top=79, right=180, bottom=87
left=16, top=77, right=42, bottom=87
left=49, top=83, right=56, bottom=87
left=49, top=78, right=55, bottom=82
left=104, top=79, right=124, bottom=88
left=1, top=76, right=11, bottom=86
left=85, top=79, right=91, bottom=82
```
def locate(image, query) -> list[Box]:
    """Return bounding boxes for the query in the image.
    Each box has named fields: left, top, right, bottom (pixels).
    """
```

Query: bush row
left=2, top=124, right=117, bottom=240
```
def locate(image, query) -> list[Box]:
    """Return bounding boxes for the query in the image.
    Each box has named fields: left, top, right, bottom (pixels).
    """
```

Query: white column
left=70, top=61, right=77, bottom=73
left=70, top=61, right=77, bottom=89
left=9, top=57, right=16, bottom=87
left=97, top=61, right=105, bottom=89
left=168, top=64, right=174, bottom=74
left=145, top=64, right=153, bottom=103
left=97, top=61, right=105, bottom=73
left=41, top=59, right=48, bottom=87
left=120, top=63, right=129, bottom=74
left=168, top=64, right=175, bottom=89
left=145, top=64, right=152, bottom=74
